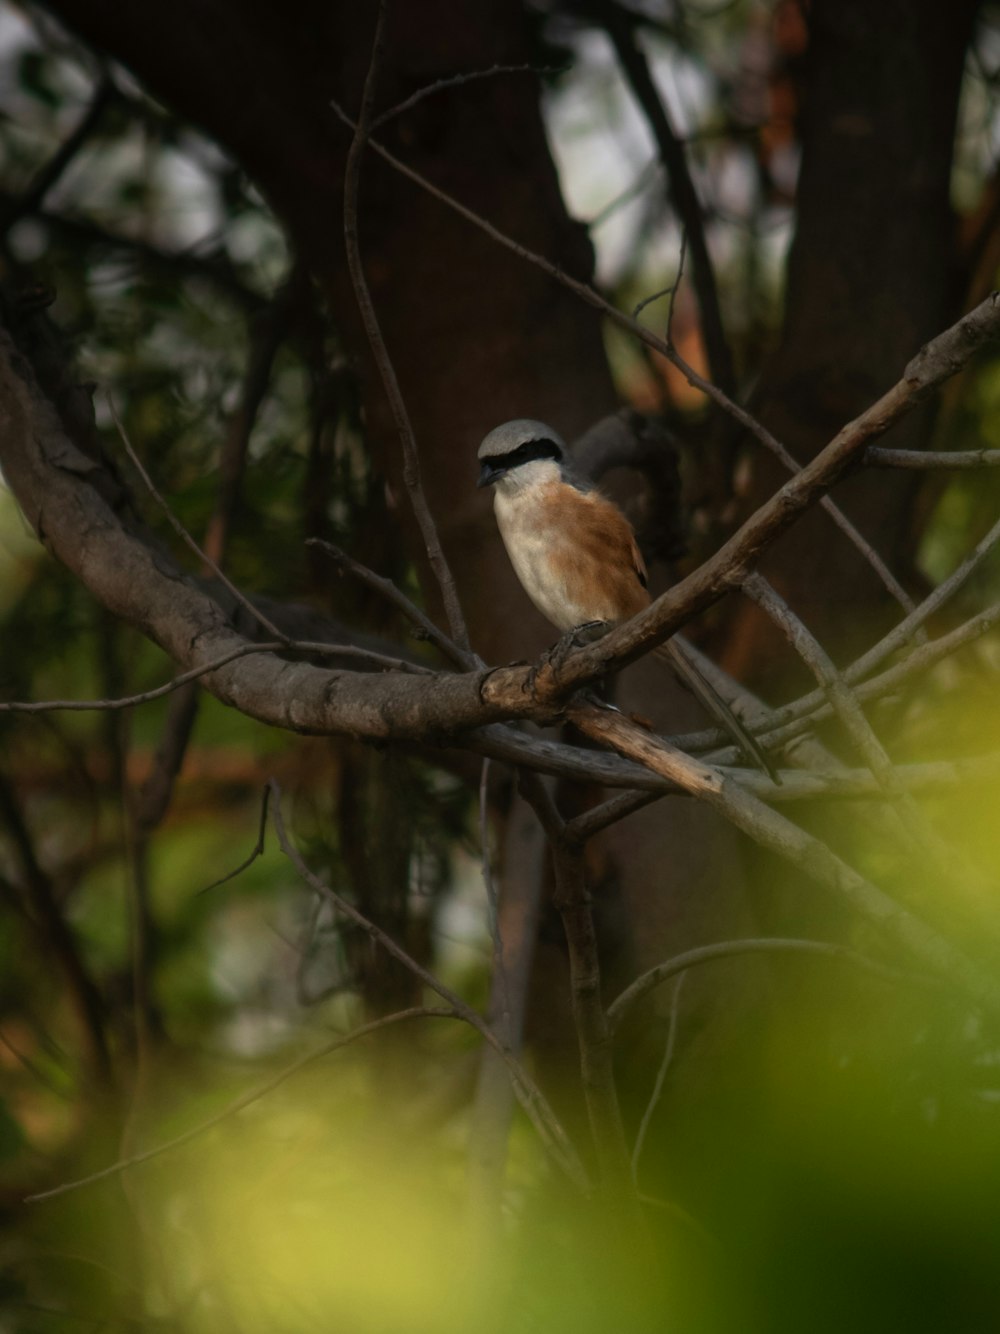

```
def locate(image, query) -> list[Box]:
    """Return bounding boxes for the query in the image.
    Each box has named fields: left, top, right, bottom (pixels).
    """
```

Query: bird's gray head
left=477, top=419, right=566, bottom=491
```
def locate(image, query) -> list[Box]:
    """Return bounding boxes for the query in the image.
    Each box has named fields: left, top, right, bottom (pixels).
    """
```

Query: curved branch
left=607, top=938, right=931, bottom=1035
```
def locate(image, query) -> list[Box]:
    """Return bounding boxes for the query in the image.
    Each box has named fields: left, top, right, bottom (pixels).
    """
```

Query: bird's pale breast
left=493, top=480, right=649, bottom=631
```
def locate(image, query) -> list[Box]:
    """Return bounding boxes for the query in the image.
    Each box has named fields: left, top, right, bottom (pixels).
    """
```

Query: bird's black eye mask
left=478, top=436, right=564, bottom=488
left=504, top=438, right=563, bottom=467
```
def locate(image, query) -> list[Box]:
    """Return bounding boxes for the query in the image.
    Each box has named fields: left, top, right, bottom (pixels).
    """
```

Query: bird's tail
left=654, top=639, right=778, bottom=781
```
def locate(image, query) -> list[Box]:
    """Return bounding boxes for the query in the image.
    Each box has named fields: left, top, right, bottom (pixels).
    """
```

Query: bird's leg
left=545, top=619, right=610, bottom=671
left=526, top=621, right=610, bottom=695
left=540, top=619, right=609, bottom=679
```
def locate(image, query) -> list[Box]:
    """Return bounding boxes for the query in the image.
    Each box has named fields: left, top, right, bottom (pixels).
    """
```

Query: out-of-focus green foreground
left=4, top=1, right=1000, bottom=1329
left=10, top=730, right=1000, bottom=1334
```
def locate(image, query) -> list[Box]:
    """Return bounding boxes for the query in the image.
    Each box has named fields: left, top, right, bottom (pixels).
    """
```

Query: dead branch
left=566, top=700, right=1000, bottom=1012
left=867, top=446, right=1000, bottom=468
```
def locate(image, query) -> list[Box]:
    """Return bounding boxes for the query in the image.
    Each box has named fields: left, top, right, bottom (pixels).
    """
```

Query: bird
left=476, top=417, right=776, bottom=777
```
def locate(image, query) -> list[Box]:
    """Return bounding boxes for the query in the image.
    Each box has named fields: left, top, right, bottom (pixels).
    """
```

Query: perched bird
left=477, top=418, right=774, bottom=776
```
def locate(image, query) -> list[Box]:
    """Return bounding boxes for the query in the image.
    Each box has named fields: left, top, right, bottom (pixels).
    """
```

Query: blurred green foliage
left=2, top=2, right=1000, bottom=1331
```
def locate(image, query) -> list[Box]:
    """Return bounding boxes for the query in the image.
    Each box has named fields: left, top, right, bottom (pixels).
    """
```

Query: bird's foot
left=543, top=620, right=610, bottom=674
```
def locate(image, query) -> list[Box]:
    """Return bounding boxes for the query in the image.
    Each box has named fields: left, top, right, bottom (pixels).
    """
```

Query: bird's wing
left=534, top=483, right=650, bottom=626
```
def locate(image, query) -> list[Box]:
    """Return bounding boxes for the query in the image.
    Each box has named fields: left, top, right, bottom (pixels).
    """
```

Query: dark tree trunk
left=725, top=0, right=981, bottom=680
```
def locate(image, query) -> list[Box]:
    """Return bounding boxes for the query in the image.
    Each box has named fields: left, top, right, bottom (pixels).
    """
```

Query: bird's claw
left=543, top=620, right=610, bottom=674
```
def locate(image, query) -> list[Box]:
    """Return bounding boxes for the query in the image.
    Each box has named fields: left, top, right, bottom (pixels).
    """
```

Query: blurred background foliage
left=2, top=1, right=1000, bottom=1330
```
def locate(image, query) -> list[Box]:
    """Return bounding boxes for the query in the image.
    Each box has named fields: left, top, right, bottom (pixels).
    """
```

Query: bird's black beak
left=477, top=460, right=503, bottom=489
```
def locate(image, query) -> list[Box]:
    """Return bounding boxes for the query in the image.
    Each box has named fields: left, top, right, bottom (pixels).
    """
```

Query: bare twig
left=0, top=74, right=117, bottom=232
left=661, top=339, right=922, bottom=622
left=25, top=1007, right=459, bottom=1203
left=518, top=773, right=640, bottom=1219
left=469, top=792, right=547, bottom=1223
left=268, top=779, right=588, bottom=1188
left=478, top=759, right=510, bottom=1043
left=564, top=789, right=661, bottom=842
left=566, top=700, right=1000, bottom=1012
left=607, top=937, right=929, bottom=1034
left=341, top=3, right=471, bottom=652
left=844, top=510, right=1000, bottom=682
left=0, top=636, right=430, bottom=716
left=307, top=538, right=476, bottom=669
left=714, top=526, right=1000, bottom=759
left=109, top=395, right=290, bottom=644
left=679, top=596, right=1000, bottom=763
left=372, top=63, right=562, bottom=128
left=197, top=784, right=271, bottom=896
left=588, top=157, right=661, bottom=229
left=202, top=272, right=300, bottom=566
left=631, top=972, right=685, bottom=1182
left=0, top=773, right=112, bottom=1087
left=604, top=8, right=734, bottom=393
left=866, top=446, right=1000, bottom=468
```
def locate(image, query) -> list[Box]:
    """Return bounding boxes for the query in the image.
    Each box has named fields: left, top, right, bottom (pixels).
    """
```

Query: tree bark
left=725, top=0, right=982, bottom=678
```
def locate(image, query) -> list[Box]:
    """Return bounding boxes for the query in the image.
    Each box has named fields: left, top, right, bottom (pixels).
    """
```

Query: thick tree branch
left=3, top=283, right=997, bottom=752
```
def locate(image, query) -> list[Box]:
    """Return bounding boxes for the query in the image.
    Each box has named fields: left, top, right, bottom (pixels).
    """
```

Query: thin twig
left=108, top=394, right=291, bottom=644
left=340, top=3, right=471, bottom=652
left=607, top=937, right=929, bottom=1034
left=631, top=972, right=685, bottom=1182
left=633, top=228, right=688, bottom=324
left=0, top=74, right=117, bottom=232
left=25, top=1007, right=458, bottom=1203
left=604, top=8, right=734, bottom=392
left=478, top=759, right=510, bottom=1044
left=518, top=773, right=641, bottom=1219
left=268, top=778, right=588, bottom=1189
left=564, top=790, right=661, bottom=842
left=567, top=700, right=1000, bottom=1012
left=372, top=63, right=563, bottom=128
left=663, top=339, right=922, bottom=623
left=742, top=574, right=1000, bottom=912
left=0, top=774, right=112, bottom=1086
left=715, top=526, right=1000, bottom=758
left=588, top=157, right=662, bottom=229
left=0, top=636, right=430, bottom=715
left=307, top=537, right=476, bottom=669
left=197, top=784, right=271, bottom=896
left=866, top=446, right=1000, bottom=468
left=679, top=595, right=1000, bottom=762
